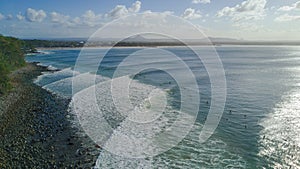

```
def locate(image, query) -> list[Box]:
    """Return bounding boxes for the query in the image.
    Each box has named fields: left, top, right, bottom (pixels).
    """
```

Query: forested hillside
left=0, top=35, right=26, bottom=94
left=24, top=39, right=84, bottom=48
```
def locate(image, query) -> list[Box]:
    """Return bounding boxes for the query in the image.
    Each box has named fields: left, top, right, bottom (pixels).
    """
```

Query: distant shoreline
left=35, top=43, right=300, bottom=51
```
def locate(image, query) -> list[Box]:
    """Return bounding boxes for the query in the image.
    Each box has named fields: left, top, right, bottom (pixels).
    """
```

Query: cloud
left=55, top=10, right=102, bottom=27
left=82, top=10, right=102, bottom=27
left=0, top=13, right=4, bottom=20
left=233, top=22, right=263, bottom=31
left=26, top=8, right=47, bottom=22
left=143, top=10, right=174, bottom=16
left=16, top=13, right=24, bottom=20
left=63, top=17, right=82, bottom=27
left=217, top=0, right=267, bottom=22
left=50, top=1, right=141, bottom=28
left=129, top=1, right=141, bottom=13
left=192, top=0, right=210, bottom=4
left=105, top=1, right=142, bottom=19
left=71, top=17, right=81, bottom=25
left=182, top=8, right=202, bottom=20
left=6, top=14, right=13, bottom=20
left=106, top=5, right=128, bottom=19
left=278, top=1, right=300, bottom=11
left=275, top=14, right=300, bottom=22
left=50, top=12, right=70, bottom=24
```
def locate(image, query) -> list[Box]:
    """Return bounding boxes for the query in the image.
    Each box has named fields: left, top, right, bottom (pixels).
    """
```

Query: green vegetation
left=24, top=39, right=85, bottom=48
left=0, top=35, right=27, bottom=94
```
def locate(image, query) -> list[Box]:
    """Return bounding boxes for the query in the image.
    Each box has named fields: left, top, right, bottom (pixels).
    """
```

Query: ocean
left=26, top=46, right=300, bottom=168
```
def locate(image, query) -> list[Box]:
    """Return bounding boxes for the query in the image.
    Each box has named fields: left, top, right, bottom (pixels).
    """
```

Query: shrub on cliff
left=0, top=35, right=26, bottom=94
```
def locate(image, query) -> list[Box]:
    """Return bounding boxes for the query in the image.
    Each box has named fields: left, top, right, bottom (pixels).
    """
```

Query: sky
left=0, top=0, right=299, bottom=40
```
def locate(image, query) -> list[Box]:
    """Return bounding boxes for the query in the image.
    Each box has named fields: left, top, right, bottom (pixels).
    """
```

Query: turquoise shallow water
left=26, top=46, right=300, bottom=168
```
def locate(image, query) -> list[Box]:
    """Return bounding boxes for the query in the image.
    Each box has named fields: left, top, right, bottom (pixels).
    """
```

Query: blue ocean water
left=26, top=46, right=300, bottom=168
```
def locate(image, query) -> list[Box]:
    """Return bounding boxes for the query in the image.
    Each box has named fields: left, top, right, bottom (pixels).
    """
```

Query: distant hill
left=208, top=37, right=240, bottom=43
left=120, top=35, right=242, bottom=44
left=123, top=35, right=148, bottom=42
left=22, top=35, right=300, bottom=47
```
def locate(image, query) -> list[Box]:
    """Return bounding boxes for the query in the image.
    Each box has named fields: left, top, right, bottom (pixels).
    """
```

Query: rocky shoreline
left=0, top=63, right=100, bottom=168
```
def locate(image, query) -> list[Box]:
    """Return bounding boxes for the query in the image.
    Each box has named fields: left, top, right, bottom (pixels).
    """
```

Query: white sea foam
left=36, top=63, right=59, bottom=71
left=95, top=122, right=246, bottom=169
left=69, top=75, right=245, bottom=168
left=36, top=62, right=48, bottom=67
left=34, top=68, right=79, bottom=86
left=42, top=72, right=110, bottom=97
left=47, top=65, right=59, bottom=71
left=37, top=50, right=55, bottom=55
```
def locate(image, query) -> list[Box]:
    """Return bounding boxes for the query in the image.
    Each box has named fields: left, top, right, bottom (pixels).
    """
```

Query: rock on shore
left=0, top=63, right=100, bottom=168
